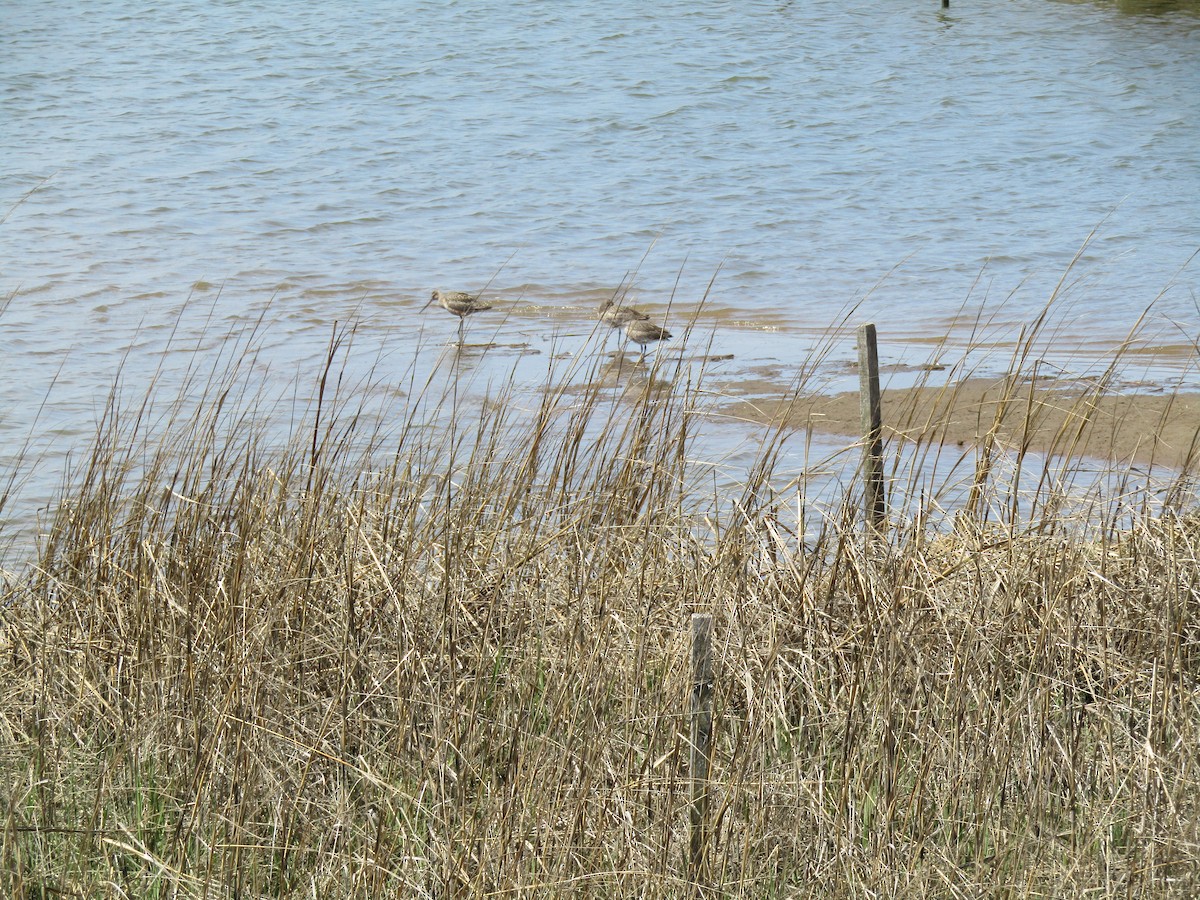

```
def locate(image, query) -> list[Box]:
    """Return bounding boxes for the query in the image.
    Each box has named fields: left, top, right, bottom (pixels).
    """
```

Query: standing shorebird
left=424, top=290, right=493, bottom=344
left=623, top=317, right=672, bottom=363
left=598, top=296, right=650, bottom=329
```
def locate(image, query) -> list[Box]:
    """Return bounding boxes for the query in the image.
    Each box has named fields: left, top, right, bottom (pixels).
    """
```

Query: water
left=2, top=0, right=1198, bottom=553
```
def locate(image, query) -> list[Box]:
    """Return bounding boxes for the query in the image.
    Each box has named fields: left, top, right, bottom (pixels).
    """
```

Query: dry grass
left=1, top=306, right=1199, bottom=899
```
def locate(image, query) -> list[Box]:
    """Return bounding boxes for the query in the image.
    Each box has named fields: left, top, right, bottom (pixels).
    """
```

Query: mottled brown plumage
left=623, top=317, right=672, bottom=362
left=598, top=296, right=650, bottom=329
left=425, top=290, right=492, bottom=342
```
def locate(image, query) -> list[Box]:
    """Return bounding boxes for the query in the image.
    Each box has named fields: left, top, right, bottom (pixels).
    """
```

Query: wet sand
left=718, top=376, right=1200, bottom=471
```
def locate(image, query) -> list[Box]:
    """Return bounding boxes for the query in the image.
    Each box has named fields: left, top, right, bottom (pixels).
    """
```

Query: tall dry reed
left=1, top=301, right=1198, bottom=899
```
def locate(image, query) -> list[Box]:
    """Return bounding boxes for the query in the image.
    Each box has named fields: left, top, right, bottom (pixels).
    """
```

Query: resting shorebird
left=598, top=296, right=650, bottom=329
left=424, top=290, right=492, bottom=343
left=623, top=317, right=672, bottom=363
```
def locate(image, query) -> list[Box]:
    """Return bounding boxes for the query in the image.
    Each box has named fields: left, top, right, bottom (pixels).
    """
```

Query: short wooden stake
left=857, top=323, right=887, bottom=533
left=689, top=613, right=714, bottom=881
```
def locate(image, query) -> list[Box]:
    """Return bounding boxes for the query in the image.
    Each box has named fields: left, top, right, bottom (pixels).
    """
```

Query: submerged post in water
left=858, top=323, right=887, bottom=533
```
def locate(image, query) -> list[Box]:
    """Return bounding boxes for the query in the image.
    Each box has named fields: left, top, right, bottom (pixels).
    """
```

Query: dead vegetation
left=1, top=308, right=1199, bottom=899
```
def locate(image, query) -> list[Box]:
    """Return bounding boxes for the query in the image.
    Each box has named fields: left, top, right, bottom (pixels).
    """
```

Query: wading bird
left=424, top=290, right=493, bottom=343
left=598, top=296, right=650, bottom=329
left=623, top=317, right=672, bottom=363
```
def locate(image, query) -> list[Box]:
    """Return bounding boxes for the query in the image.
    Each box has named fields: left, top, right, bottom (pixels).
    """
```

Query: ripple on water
left=1, top=0, right=1198, bottom=551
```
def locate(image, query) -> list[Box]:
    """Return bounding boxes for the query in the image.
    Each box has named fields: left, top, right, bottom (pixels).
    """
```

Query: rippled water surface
left=2, top=0, right=1199, bottom=548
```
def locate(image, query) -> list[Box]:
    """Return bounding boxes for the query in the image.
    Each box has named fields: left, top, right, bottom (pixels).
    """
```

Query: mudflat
left=720, top=377, right=1200, bottom=470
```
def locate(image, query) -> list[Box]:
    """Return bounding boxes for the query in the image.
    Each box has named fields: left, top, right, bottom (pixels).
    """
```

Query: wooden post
left=857, top=323, right=887, bottom=533
left=689, top=613, right=714, bottom=881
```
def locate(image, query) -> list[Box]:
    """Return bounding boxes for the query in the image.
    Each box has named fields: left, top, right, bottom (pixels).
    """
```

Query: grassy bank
left=1, top=316, right=1199, bottom=898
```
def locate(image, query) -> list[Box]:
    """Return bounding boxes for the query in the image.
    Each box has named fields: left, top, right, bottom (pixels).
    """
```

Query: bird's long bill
left=421, top=296, right=436, bottom=311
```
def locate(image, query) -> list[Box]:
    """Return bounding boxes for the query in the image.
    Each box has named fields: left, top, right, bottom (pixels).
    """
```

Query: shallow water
left=2, top=0, right=1198, bottom=555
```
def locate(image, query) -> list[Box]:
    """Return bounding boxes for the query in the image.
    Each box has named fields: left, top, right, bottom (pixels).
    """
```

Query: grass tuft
left=1, top=301, right=1199, bottom=898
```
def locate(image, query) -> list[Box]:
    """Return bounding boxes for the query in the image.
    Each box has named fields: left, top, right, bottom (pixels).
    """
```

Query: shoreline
left=718, top=376, right=1200, bottom=471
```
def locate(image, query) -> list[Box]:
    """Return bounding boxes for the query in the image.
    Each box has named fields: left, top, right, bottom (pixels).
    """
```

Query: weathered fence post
left=857, top=323, right=887, bottom=533
left=689, top=613, right=714, bottom=882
